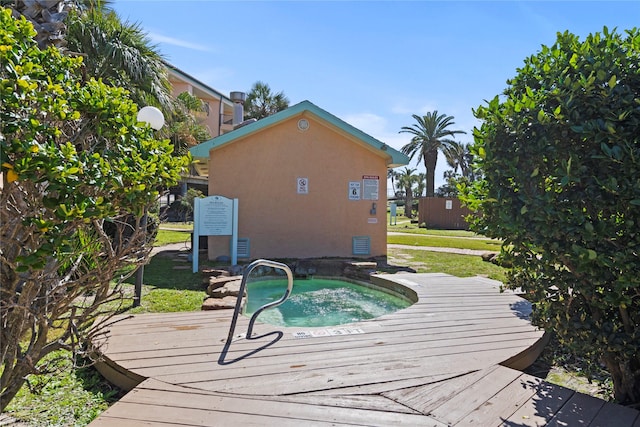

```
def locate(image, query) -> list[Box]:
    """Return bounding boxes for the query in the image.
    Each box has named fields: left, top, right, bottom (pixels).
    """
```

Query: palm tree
left=414, top=172, right=426, bottom=199
left=387, top=169, right=399, bottom=198
left=66, top=6, right=173, bottom=110
left=245, top=81, right=290, bottom=120
left=168, top=92, right=211, bottom=156
left=400, top=112, right=466, bottom=197
left=3, top=0, right=76, bottom=48
left=442, top=141, right=474, bottom=179
left=6, top=0, right=173, bottom=111
left=396, top=167, right=417, bottom=219
left=442, top=141, right=463, bottom=175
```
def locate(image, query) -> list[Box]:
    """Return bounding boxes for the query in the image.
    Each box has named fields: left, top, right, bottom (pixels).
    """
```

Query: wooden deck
left=89, top=273, right=640, bottom=426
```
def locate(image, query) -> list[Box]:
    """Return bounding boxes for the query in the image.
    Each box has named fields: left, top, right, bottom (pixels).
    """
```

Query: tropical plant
left=244, top=81, right=290, bottom=120
left=65, top=5, right=173, bottom=111
left=167, top=92, right=211, bottom=156
left=1, top=0, right=76, bottom=48
left=396, top=167, right=417, bottom=218
left=414, top=172, right=426, bottom=199
left=438, top=142, right=480, bottom=197
left=0, top=9, right=188, bottom=411
left=400, top=112, right=466, bottom=197
left=435, top=170, right=461, bottom=197
left=179, top=188, right=205, bottom=222
left=442, top=141, right=474, bottom=179
left=387, top=169, right=399, bottom=198
left=5, top=0, right=173, bottom=112
left=460, top=27, right=640, bottom=405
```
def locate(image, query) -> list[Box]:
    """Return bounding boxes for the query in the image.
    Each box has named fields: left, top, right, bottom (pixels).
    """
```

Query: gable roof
left=164, top=61, right=233, bottom=105
left=189, top=100, right=410, bottom=168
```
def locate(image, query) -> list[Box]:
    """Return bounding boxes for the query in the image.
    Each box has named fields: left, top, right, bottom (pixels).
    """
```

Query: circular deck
left=92, top=273, right=554, bottom=426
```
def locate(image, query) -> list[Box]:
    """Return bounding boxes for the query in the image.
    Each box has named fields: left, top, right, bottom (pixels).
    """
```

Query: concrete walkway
left=152, top=237, right=498, bottom=258
left=150, top=242, right=191, bottom=256
left=388, top=243, right=496, bottom=257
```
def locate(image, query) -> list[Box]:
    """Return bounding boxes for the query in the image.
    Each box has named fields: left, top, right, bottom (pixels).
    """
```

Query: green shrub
left=461, top=27, right=640, bottom=405
left=0, top=8, right=189, bottom=411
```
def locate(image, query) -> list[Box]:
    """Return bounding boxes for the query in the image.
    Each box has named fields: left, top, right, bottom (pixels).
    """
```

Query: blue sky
left=113, top=1, right=640, bottom=191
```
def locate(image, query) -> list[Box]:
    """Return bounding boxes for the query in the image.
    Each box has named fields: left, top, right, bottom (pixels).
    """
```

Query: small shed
left=189, top=100, right=409, bottom=260
left=418, top=197, right=471, bottom=230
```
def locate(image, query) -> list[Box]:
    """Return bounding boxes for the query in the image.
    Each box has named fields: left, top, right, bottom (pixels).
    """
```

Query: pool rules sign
left=192, top=195, right=238, bottom=272
left=362, top=175, right=379, bottom=200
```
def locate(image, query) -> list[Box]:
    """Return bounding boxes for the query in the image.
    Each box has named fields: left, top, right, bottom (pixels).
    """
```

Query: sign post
left=193, top=195, right=238, bottom=273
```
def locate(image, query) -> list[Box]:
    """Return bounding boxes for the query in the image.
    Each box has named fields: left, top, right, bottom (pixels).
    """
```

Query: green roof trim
left=189, top=100, right=410, bottom=168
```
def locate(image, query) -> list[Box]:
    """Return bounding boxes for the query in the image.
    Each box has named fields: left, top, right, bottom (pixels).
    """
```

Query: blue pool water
left=243, top=278, right=412, bottom=327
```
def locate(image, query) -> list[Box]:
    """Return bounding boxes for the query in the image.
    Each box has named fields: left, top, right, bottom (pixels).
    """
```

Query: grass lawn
left=154, top=228, right=192, bottom=246
left=4, top=351, right=122, bottom=427
left=388, top=248, right=507, bottom=283
left=159, top=222, right=194, bottom=231
left=123, top=256, right=206, bottom=313
left=389, top=222, right=477, bottom=237
left=388, top=233, right=502, bottom=252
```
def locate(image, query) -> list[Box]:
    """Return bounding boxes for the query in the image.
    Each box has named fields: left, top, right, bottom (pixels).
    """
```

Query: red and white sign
left=362, top=175, right=379, bottom=200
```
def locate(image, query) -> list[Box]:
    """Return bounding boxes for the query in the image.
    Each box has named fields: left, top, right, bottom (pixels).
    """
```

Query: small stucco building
left=189, top=100, right=409, bottom=260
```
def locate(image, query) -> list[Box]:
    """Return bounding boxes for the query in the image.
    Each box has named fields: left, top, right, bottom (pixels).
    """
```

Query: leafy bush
left=0, top=8, right=189, bottom=410
left=461, top=27, right=640, bottom=405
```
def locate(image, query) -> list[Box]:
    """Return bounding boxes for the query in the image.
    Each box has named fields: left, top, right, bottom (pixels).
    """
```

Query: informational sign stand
left=389, top=202, right=397, bottom=225
left=192, top=195, right=238, bottom=273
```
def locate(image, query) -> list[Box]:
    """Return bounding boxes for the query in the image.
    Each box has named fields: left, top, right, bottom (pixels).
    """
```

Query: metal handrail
left=224, top=259, right=293, bottom=344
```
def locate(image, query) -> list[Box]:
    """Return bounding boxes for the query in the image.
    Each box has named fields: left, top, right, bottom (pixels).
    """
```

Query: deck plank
left=97, top=379, right=445, bottom=427
left=428, top=364, right=525, bottom=424
left=263, top=393, right=421, bottom=414
left=590, top=401, right=640, bottom=427
left=382, top=367, right=496, bottom=414
left=545, top=392, right=605, bottom=426
left=455, top=368, right=546, bottom=425
left=136, top=332, right=543, bottom=383
left=163, top=343, right=542, bottom=394
left=111, top=323, right=538, bottom=371
left=502, top=377, right=575, bottom=426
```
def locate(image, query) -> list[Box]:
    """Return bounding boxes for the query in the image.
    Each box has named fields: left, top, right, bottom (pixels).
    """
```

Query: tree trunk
left=602, top=353, right=640, bottom=405
left=0, top=360, right=33, bottom=412
left=404, top=187, right=413, bottom=219
left=424, top=150, right=438, bottom=198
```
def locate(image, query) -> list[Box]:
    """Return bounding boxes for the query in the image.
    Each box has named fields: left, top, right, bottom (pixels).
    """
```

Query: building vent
left=237, top=238, right=250, bottom=258
left=230, top=91, right=246, bottom=125
left=352, top=236, right=371, bottom=255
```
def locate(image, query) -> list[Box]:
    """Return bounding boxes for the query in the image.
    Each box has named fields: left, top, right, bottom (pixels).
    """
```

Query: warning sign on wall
left=362, top=175, right=379, bottom=200
left=349, top=181, right=361, bottom=200
left=297, top=177, right=309, bottom=194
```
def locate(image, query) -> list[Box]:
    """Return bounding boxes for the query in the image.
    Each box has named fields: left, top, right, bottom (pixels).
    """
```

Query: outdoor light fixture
left=133, top=105, right=165, bottom=307
left=137, top=105, right=165, bottom=130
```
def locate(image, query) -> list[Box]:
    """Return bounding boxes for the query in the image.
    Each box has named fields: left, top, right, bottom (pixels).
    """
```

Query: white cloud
left=343, top=112, right=387, bottom=136
left=342, top=112, right=409, bottom=152
left=149, top=32, right=215, bottom=52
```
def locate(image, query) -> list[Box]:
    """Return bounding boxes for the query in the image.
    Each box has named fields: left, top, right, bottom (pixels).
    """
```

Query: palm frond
left=398, top=110, right=466, bottom=196
left=66, top=7, right=172, bottom=110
